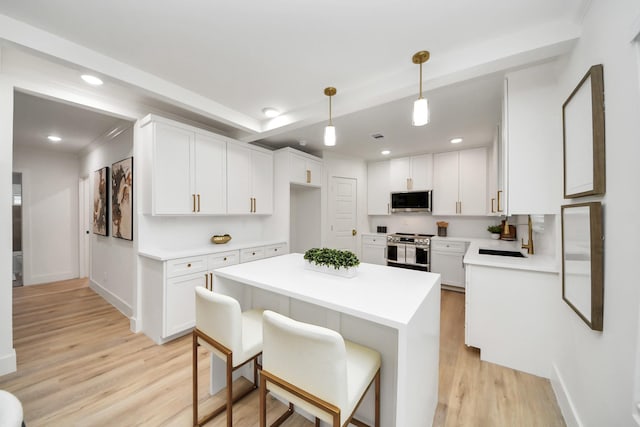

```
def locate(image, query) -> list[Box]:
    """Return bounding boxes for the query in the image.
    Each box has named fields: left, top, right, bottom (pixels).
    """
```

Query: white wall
left=0, top=77, right=16, bottom=375
left=13, top=146, right=79, bottom=285
left=79, top=126, right=136, bottom=317
left=551, top=1, right=640, bottom=426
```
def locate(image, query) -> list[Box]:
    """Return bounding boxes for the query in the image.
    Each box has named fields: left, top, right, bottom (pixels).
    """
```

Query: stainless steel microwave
left=390, top=190, right=432, bottom=213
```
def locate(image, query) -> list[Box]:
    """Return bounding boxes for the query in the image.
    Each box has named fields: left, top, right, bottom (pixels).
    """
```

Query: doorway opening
left=12, top=172, right=23, bottom=287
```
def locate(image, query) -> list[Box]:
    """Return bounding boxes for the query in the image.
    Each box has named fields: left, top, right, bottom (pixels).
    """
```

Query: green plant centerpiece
left=487, top=224, right=502, bottom=240
left=303, top=248, right=360, bottom=278
left=487, top=225, right=503, bottom=234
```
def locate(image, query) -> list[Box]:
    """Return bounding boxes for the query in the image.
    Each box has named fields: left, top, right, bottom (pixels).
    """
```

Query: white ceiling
left=13, top=91, right=129, bottom=154
left=0, top=1, right=587, bottom=159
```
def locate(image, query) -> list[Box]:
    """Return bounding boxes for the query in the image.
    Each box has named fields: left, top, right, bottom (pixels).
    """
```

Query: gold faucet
left=521, top=215, right=534, bottom=255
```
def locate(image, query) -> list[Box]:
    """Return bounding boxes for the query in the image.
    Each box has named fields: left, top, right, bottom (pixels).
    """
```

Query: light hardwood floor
left=0, top=278, right=565, bottom=426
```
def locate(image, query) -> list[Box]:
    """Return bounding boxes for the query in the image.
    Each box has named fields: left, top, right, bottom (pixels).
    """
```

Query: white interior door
left=328, top=176, right=357, bottom=252
left=78, top=176, right=90, bottom=278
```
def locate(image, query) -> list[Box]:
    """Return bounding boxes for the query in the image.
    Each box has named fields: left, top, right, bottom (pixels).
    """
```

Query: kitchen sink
left=478, top=248, right=526, bottom=258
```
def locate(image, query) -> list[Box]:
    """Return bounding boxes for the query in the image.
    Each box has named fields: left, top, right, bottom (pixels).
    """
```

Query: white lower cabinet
left=465, top=263, right=557, bottom=378
left=430, top=240, right=468, bottom=289
left=165, top=272, right=205, bottom=337
left=141, top=242, right=287, bottom=344
left=361, top=234, right=387, bottom=265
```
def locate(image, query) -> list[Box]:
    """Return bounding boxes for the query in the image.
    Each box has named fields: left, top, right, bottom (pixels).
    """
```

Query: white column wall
left=0, top=77, right=16, bottom=375
left=551, top=1, right=640, bottom=426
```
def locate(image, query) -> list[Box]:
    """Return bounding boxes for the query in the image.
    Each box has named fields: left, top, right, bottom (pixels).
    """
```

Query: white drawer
left=208, top=250, right=239, bottom=269
left=431, top=240, right=467, bottom=253
left=264, top=243, right=287, bottom=258
left=240, top=247, right=265, bottom=263
left=166, top=256, right=207, bottom=278
left=362, top=234, right=387, bottom=246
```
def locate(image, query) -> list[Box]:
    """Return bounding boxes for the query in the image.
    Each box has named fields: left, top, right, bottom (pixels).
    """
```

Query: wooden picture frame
left=561, top=202, right=604, bottom=331
left=562, top=64, right=605, bottom=198
left=111, top=157, right=133, bottom=241
left=92, top=166, right=109, bottom=236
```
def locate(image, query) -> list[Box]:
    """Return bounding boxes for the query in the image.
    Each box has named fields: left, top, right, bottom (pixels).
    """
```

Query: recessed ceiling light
left=450, top=137, right=463, bottom=144
left=81, top=74, right=103, bottom=86
left=262, top=107, right=280, bottom=118
left=381, top=150, right=390, bottom=155
left=298, top=140, right=307, bottom=146
left=47, top=135, right=62, bottom=142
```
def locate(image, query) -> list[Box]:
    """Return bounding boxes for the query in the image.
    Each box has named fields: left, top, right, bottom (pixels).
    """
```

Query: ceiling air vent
left=371, top=133, right=384, bottom=140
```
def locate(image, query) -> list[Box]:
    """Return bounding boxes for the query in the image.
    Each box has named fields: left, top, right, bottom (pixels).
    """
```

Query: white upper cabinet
left=389, top=154, right=433, bottom=191
left=290, top=152, right=322, bottom=186
left=433, top=148, right=487, bottom=216
left=227, top=142, right=273, bottom=214
left=367, top=160, right=391, bottom=215
left=504, top=62, right=561, bottom=215
left=145, top=119, right=226, bottom=215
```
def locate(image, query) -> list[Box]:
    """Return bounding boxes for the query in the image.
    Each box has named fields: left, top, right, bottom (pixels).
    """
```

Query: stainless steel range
left=386, top=233, right=433, bottom=271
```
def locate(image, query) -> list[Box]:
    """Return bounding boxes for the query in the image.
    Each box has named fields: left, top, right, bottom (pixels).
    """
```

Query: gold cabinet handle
left=352, top=229, right=357, bottom=236
left=459, top=201, right=462, bottom=214
left=497, top=190, right=503, bottom=212
left=223, top=257, right=227, bottom=261
left=253, top=198, right=257, bottom=213
left=192, top=194, right=196, bottom=212
left=204, top=273, right=208, bottom=290
left=491, top=198, right=496, bottom=213
left=197, top=194, right=201, bottom=212
left=306, top=169, right=311, bottom=184
left=387, top=203, right=390, bottom=214
left=249, top=197, right=253, bottom=213
left=209, top=273, right=213, bottom=291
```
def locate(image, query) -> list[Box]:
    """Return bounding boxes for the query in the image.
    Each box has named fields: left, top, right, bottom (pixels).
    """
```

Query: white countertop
left=461, top=238, right=559, bottom=273
left=213, top=253, right=441, bottom=329
left=138, top=239, right=287, bottom=261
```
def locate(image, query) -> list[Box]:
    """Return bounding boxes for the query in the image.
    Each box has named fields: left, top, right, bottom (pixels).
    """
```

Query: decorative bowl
left=211, top=234, right=232, bottom=244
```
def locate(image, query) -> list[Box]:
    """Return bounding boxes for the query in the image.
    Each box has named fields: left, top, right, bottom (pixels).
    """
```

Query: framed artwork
left=92, top=166, right=109, bottom=236
left=111, top=157, right=133, bottom=241
left=561, top=202, right=604, bottom=331
left=562, top=64, right=605, bottom=198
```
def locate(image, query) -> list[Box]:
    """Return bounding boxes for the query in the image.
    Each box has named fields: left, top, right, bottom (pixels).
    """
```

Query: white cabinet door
left=367, top=161, right=391, bottom=215
left=194, top=133, right=227, bottom=214
left=227, top=143, right=252, bottom=214
left=458, top=148, right=487, bottom=215
left=306, top=159, right=322, bottom=186
left=432, top=251, right=465, bottom=287
left=290, top=153, right=322, bottom=186
left=432, top=151, right=459, bottom=215
left=410, top=154, right=433, bottom=190
left=153, top=123, right=194, bottom=215
left=165, top=272, right=205, bottom=337
left=252, top=149, right=273, bottom=214
left=389, top=157, right=411, bottom=191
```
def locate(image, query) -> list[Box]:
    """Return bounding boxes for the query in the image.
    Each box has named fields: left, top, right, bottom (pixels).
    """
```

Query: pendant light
left=324, top=87, right=337, bottom=146
left=412, top=50, right=430, bottom=126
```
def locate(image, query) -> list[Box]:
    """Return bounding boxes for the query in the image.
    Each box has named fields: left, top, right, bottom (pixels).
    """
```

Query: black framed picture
left=92, top=166, right=109, bottom=236
left=111, top=157, right=133, bottom=241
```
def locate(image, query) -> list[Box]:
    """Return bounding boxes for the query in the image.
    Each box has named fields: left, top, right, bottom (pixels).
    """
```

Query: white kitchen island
left=211, top=253, right=441, bottom=426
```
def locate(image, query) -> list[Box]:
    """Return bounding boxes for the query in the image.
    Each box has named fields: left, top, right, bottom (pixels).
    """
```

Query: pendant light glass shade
left=412, top=50, right=430, bottom=127
left=412, top=98, right=430, bottom=126
left=323, top=86, right=337, bottom=146
left=324, top=125, right=336, bottom=146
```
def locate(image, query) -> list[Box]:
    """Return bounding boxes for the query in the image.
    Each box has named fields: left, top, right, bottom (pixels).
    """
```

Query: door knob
left=352, top=229, right=357, bottom=236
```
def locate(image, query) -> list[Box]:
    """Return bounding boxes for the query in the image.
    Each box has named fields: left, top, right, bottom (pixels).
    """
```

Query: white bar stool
left=193, top=287, right=263, bottom=427
left=0, top=390, right=24, bottom=427
left=260, top=310, right=381, bottom=427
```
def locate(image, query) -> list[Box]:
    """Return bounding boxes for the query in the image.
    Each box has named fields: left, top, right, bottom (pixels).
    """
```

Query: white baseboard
left=90, top=279, right=133, bottom=318
left=0, top=348, right=17, bottom=376
left=27, top=271, right=76, bottom=286
left=130, top=316, right=142, bottom=333
left=550, top=363, right=582, bottom=427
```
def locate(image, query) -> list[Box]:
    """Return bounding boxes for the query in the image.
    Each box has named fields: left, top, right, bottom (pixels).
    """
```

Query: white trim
left=89, top=279, right=133, bottom=319
left=0, top=348, right=16, bottom=376
left=550, top=362, right=583, bottom=427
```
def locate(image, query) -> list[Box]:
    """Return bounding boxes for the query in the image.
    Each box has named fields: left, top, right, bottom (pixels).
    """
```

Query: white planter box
left=304, top=261, right=358, bottom=278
